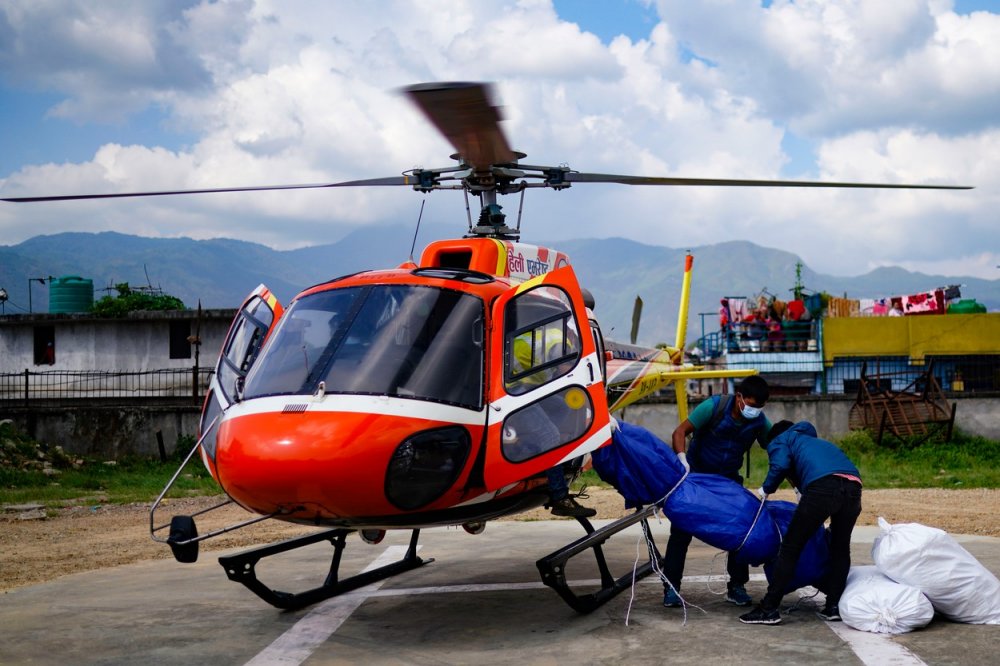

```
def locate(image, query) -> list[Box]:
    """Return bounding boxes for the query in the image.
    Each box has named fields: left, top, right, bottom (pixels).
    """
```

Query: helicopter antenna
left=408, top=199, right=426, bottom=264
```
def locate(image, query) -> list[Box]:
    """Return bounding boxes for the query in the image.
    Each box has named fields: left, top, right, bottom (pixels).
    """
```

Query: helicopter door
left=483, top=266, right=612, bottom=491
left=208, top=284, right=283, bottom=409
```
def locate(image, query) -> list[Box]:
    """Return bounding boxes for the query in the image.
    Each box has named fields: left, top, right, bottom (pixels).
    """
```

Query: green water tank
left=49, top=275, right=95, bottom=313
left=947, top=299, right=987, bottom=314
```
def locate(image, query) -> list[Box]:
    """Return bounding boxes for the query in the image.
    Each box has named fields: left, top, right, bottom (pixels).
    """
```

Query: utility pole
left=27, top=276, right=52, bottom=314
left=188, top=300, right=203, bottom=401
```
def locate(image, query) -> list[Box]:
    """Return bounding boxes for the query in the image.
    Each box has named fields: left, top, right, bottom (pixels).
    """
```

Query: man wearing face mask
left=661, top=375, right=772, bottom=609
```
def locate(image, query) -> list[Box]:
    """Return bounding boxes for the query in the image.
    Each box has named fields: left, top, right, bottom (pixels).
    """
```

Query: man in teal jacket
left=663, top=375, right=772, bottom=608
left=740, top=420, right=863, bottom=625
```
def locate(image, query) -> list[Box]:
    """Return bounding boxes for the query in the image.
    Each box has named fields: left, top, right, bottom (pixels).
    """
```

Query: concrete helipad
left=1, top=519, right=998, bottom=665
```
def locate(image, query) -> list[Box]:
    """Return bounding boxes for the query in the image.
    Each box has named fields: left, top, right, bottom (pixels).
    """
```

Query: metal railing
left=823, top=355, right=1000, bottom=395
left=2, top=354, right=995, bottom=408
left=0, top=368, right=214, bottom=407
left=712, top=354, right=998, bottom=395
left=696, top=320, right=820, bottom=358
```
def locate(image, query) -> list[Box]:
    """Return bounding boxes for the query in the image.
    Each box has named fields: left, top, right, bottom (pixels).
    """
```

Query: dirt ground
left=2, top=487, right=998, bottom=594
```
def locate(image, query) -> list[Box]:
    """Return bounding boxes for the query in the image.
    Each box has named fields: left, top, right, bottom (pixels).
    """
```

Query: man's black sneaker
left=739, top=605, right=782, bottom=625
left=549, top=496, right=597, bottom=518
left=816, top=606, right=841, bottom=621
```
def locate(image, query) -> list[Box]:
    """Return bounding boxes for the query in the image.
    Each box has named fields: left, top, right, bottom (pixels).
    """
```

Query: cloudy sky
left=1, top=0, right=998, bottom=279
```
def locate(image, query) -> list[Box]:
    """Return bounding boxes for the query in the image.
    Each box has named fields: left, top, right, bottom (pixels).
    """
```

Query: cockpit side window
left=216, top=296, right=274, bottom=402
left=504, top=286, right=581, bottom=396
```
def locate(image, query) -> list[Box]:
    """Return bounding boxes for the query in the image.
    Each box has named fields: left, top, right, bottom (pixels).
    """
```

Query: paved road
left=1, top=520, right=997, bottom=665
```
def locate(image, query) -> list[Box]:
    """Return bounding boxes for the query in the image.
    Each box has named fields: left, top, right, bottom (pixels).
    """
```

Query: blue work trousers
left=547, top=465, right=569, bottom=500
left=663, top=527, right=749, bottom=592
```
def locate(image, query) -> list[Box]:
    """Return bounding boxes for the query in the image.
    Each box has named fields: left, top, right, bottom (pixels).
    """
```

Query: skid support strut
left=536, top=505, right=663, bottom=613
left=218, top=528, right=429, bottom=610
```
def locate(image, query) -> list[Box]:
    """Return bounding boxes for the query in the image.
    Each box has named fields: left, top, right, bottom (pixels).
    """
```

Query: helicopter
left=2, top=82, right=970, bottom=613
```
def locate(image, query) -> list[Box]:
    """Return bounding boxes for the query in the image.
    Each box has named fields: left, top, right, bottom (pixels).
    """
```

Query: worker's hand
left=609, top=416, right=620, bottom=432
left=794, top=488, right=802, bottom=501
left=756, top=487, right=768, bottom=501
left=677, top=451, right=690, bottom=472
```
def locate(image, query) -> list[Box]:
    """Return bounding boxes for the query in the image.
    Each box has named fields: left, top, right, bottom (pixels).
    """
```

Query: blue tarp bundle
left=591, top=420, right=686, bottom=508
left=664, top=474, right=780, bottom=566
left=592, top=420, right=830, bottom=586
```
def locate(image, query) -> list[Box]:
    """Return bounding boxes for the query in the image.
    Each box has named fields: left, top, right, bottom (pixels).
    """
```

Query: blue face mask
left=739, top=395, right=762, bottom=419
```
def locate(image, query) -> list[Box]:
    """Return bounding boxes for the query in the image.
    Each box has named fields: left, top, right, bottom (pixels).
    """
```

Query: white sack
left=839, top=565, right=934, bottom=634
left=871, top=517, right=1000, bottom=624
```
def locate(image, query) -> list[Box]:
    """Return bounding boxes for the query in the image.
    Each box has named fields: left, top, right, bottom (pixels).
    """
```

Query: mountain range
left=2, top=229, right=997, bottom=347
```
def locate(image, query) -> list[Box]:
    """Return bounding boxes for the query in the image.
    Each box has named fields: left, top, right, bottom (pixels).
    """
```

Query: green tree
left=91, top=282, right=185, bottom=317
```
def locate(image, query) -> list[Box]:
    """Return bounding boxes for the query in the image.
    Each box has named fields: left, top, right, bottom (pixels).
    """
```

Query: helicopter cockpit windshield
left=242, top=284, right=484, bottom=409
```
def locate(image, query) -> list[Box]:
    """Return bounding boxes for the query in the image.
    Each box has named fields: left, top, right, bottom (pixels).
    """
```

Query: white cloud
left=0, top=0, right=210, bottom=121
left=653, top=0, right=1000, bottom=137
left=892, top=252, right=1000, bottom=280
left=0, top=0, right=997, bottom=280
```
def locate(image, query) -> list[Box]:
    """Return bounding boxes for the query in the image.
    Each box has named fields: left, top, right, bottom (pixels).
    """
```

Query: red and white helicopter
left=3, top=82, right=968, bottom=612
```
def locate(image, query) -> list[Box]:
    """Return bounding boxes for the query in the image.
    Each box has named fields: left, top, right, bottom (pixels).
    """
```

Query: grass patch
left=576, top=468, right=612, bottom=490
left=578, top=428, right=1000, bottom=492
left=0, top=456, right=219, bottom=506
left=0, top=425, right=218, bottom=507
left=745, top=429, right=1000, bottom=489
left=3, top=423, right=998, bottom=508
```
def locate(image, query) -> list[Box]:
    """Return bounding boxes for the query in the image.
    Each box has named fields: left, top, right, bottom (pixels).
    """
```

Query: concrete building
left=0, top=309, right=236, bottom=374
left=721, top=313, right=1000, bottom=395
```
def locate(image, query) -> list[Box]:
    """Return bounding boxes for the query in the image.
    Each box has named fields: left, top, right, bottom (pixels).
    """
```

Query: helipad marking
left=825, top=620, right=928, bottom=665
left=364, top=572, right=768, bottom=597
left=793, top=587, right=928, bottom=666
left=243, top=546, right=415, bottom=666
left=242, top=565, right=763, bottom=665
left=244, top=560, right=914, bottom=666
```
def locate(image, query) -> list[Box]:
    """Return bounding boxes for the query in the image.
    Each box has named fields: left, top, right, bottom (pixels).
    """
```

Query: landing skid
left=536, top=505, right=663, bottom=613
left=218, top=528, right=431, bottom=610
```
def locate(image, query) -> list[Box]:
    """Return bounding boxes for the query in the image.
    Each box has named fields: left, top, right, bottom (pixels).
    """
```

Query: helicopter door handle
left=587, top=361, right=594, bottom=382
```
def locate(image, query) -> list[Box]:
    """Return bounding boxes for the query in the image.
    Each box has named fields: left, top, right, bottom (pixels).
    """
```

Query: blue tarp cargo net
left=593, top=420, right=830, bottom=581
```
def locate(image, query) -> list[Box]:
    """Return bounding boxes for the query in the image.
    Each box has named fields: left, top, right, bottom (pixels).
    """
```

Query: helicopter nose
left=214, top=409, right=471, bottom=520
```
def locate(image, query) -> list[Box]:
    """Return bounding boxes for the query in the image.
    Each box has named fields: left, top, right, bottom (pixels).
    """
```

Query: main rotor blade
left=402, top=82, right=515, bottom=172
left=565, top=172, right=973, bottom=190
left=1, top=176, right=411, bottom=203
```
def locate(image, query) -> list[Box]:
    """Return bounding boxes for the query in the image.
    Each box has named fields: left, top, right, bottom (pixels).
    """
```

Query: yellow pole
left=673, top=254, right=694, bottom=419
left=674, top=379, right=690, bottom=422
left=674, top=253, right=693, bottom=361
